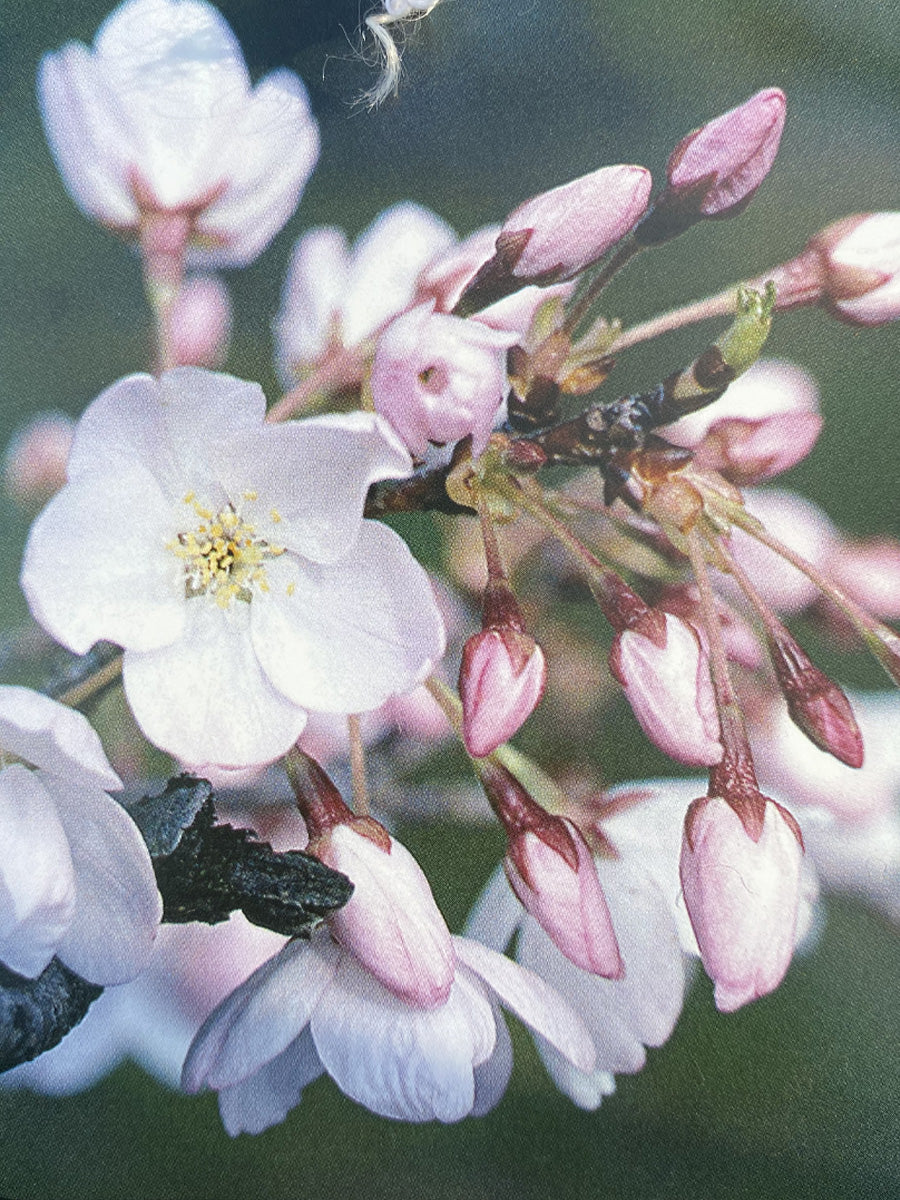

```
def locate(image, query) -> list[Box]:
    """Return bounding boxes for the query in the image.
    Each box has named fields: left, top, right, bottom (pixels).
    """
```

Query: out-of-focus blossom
left=726, top=488, right=838, bottom=614
left=826, top=537, right=900, bottom=622
left=659, top=583, right=765, bottom=671
left=609, top=612, right=723, bottom=766
left=660, top=359, right=822, bottom=484
left=275, top=204, right=455, bottom=384
left=169, top=274, right=231, bottom=368
left=39, top=0, right=319, bottom=268
left=641, top=89, right=786, bottom=242
left=371, top=304, right=515, bottom=457
left=3, top=413, right=75, bottom=512
left=21, top=369, right=445, bottom=769
left=183, top=820, right=594, bottom=1131
left=680, top=793, right=803, bottom=1012
left=0, top=686, right=160, bottom=984
left=455, top=166, right=652, bottom=313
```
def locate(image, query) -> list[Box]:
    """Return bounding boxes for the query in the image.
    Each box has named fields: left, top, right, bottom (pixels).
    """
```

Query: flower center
left=168, top=491, right=284, bottom=607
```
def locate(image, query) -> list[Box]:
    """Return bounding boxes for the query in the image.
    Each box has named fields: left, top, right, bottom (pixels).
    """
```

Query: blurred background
left=1, top=0, right=899, bottom=1196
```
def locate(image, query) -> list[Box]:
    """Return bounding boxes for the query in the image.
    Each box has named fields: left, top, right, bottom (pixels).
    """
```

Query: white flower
left=0, top=686, right=161, bottom=984
left=275, top=203, right=456, bottom=385
left=183, top=928, right=595, bottom=1131
left=39, top=0, right=319, bottom=267
left=21, top=368, right=446, bottom=769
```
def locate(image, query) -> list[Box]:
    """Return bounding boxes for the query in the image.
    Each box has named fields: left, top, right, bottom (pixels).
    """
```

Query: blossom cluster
left=2, top=0, right=900, bottom=1143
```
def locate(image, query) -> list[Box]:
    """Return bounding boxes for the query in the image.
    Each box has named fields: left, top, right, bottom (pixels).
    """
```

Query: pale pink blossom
left=665, top=89, right=786, bottom=219
left=608, top=612, right=723, bottom=766
left=660, top=359, right=822, bottom=484
left=3, top=413, right=75, bottom=511
left=21, top=369, right=445, bottom=768
left=459, top=627, right=547, bottom=756
left=828, top=537, right=900, bottom=621
left=0, top=686, right=160, bottom=984
left=371, top=304, right=515, bottom=457
left=814, top=213, right=900, bottom=325
left=39, top=0, right=319, bottom=267
left=169, top=274, right=231, bottom=368
left=680, top=793, right=803, bottom=1012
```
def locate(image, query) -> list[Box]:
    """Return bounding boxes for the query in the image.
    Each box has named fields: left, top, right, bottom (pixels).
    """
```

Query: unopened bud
left=454, top=165, right=652, bottom=314
left=637, top=89, right=786, bottom=244
left=609, top=612, right=723, bottom=766
left=680, top=792, right=803, bottom=1012
left=478, top=759, right=623, bottom=977
left=371, top=303, right=515, bottom=457
left=768, top=629, right=863, bottom=767
left=3, top=413, right=74, bottom=511
left=460, top=623, right=547, bottom=757
left=170, top=274, right=231, bottom=367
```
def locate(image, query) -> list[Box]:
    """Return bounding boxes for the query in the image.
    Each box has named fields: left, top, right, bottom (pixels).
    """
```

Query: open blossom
left=609, top=612, right=723, bottom=767
left=680, top=794, right=804, bottom=1012
left=39, top=0, right=319, bottom=268
left=275, top=204, right=455, bottom=385
left=371, top=304, right=516, bottom=457
left=183, top=825, right=595, bottom=1131
left=21, top=368, right=445, bottom=769
left=0, top=686, right=161, bottom=984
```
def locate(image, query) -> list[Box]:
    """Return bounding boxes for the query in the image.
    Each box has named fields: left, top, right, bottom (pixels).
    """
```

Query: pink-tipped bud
left=169, top=274, right=231, bottom=367
left=680, top=793, right=803, bottom=1012
left=3, top=413, right=75, bottom=512
left=638, top=89, right=786, bottom=243
left=660, top=360, right=822, bottom=485
left=609, top=612, right=723, bottom=766
left=371, top=303, right=515, bottom=457
left=768, top=629, right=863, bottom=767
left=454, top=165, right=652, bottom=313
left=460, top=625, right=547, bottom=757
left=479, top=759, right=623, bottom=977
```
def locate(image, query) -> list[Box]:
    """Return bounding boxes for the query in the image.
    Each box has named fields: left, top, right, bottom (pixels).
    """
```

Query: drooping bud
left=3, top=413, right=74, bottom=512
left=459, top=581, right=546, bottom=757
left=371, top=303, right=515, bottom=457
left=169, top=274, right=232, bottom=367
left=285, top=749, right=454, bottom=1008
left=454, top=165, right=653, bottom=315
left=609, top=611, right=723, bottom=766
left=636, top=89, right=786, bottom=244
left=767, top=628, right=863, bottom=767
left=477, top=758, right=623, bottom=977
left=680, top=792, right=803, bottom=1012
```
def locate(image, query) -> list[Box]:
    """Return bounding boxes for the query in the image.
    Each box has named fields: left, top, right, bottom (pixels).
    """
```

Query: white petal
left=251, top=522, right=445, bottom=713
left=44, top=776, right=162, bottom=985
left=197, top=70, right=319, bottom=268
left=310, top=953, right=488, bottom=1123
left=452, top=936, right=596, bottom=1074
left=0, top=765, right=76, bottom=979
left=218, top=1028, right=324, bottom=1136
left=38, top=45, right=137, bottom=227
left=212, top=411, right=412, bottom=565
left=275, top=227, right=350, bottom=380
left=123, top=600, right=308, bottom=768
left=65, top=374, right=169, bottom=482
left=0, top=686, right=121, bottom=791
left=463, top=862, right=524, bottom=953
left=21, top=465, right=185, bottom=655
left=182, top=935, right=339, bottom=1092
left=470, top=1001, right=513, bottom=1118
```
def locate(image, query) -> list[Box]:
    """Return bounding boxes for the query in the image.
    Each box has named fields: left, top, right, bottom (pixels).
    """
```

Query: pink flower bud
left=169, top=274, right=231, bottom=367
left=680, top=794, right=803, bottom=1012
left=460, top=627, right=547, bottom=757
left=506, top=821, right=623, bottom=977
left=768, top=629, right=863, bottom=767
left=609, top=612, right=723, bottom=767
left=3, top=413, right=74, bottom=512
left=814, top=213, right=900, bottom=326
left=660, top=360, right=822, bottom=484
left=371, top=303, right=515, bottom=457
left=454, top=166, right=652, bottom=313
left=315, top=822, right=455, bottom=1009
left=668, top=89, right=785, bottom=218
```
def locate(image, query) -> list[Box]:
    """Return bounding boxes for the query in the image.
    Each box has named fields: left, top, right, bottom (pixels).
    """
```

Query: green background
left=1, top=0, right=899, bottom=1196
